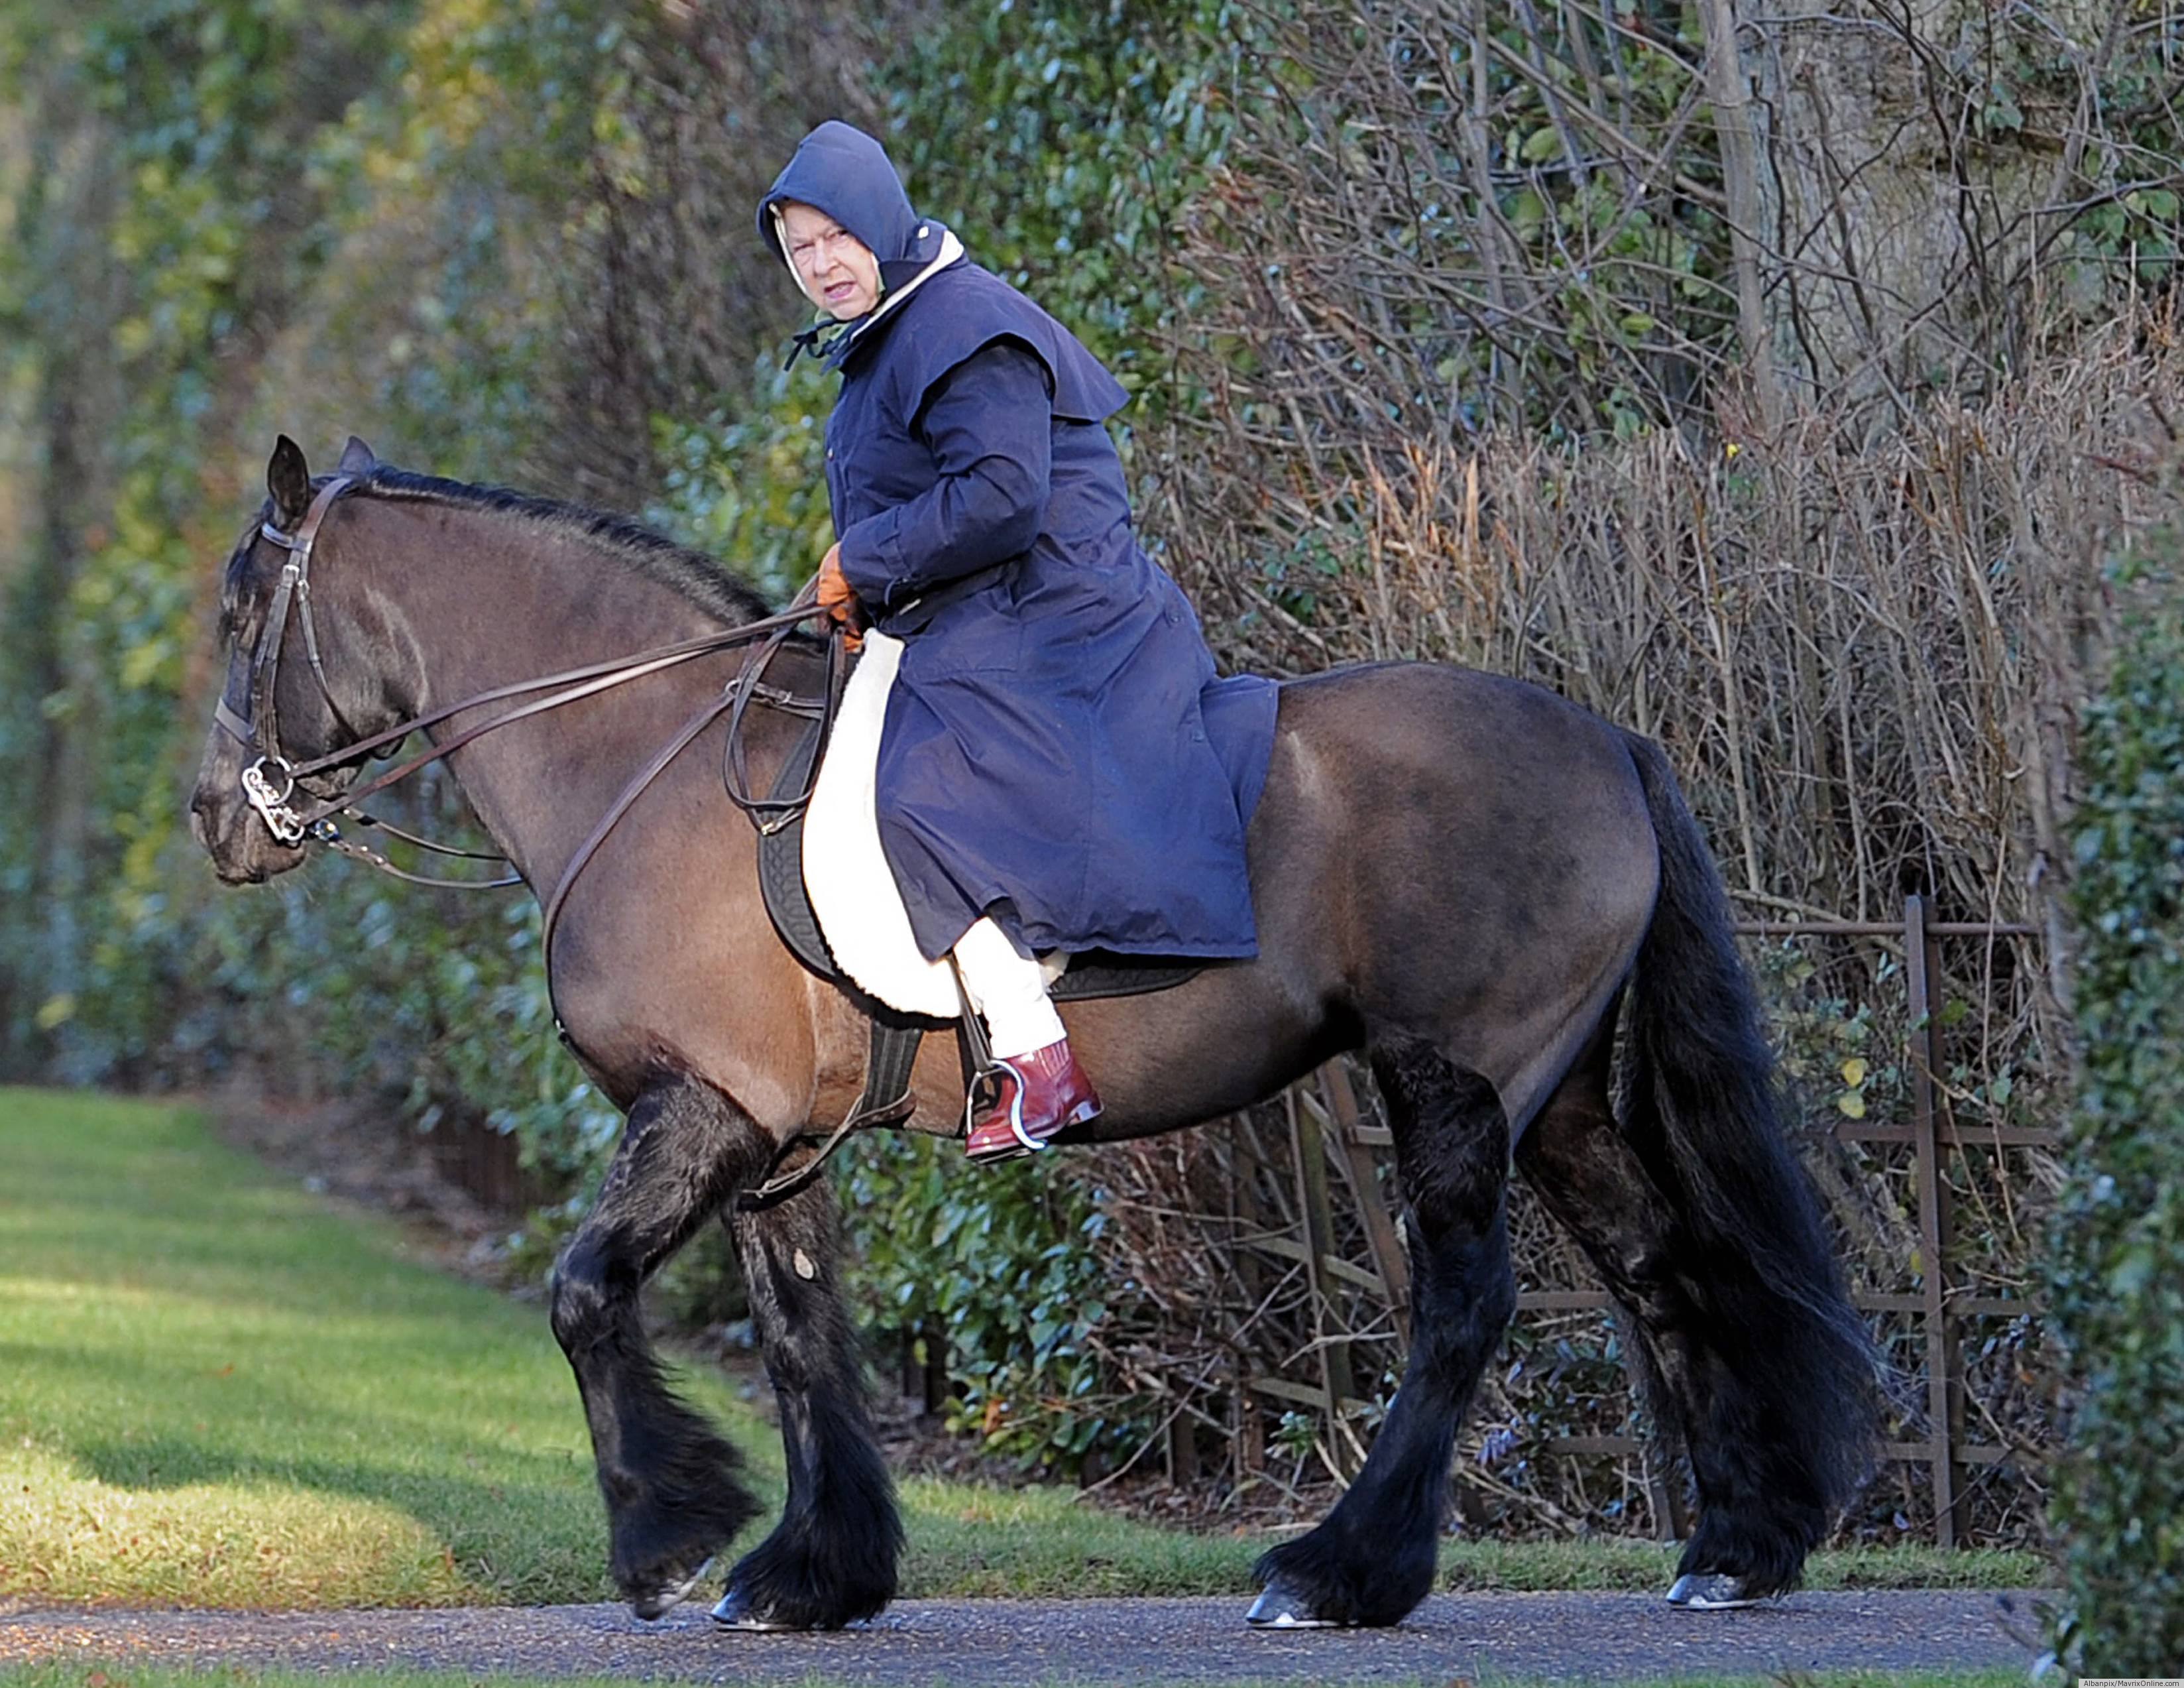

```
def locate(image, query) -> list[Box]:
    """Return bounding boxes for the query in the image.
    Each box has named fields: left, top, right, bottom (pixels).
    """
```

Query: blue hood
left=758, top=121, right=921, bottom=265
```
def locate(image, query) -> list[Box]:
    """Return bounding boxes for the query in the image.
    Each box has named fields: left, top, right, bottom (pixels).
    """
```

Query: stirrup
left=964, top=1056, right=1055, bottom=1161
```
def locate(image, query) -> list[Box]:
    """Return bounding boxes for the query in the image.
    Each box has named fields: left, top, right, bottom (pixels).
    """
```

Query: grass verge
left=891, top=1488, right=2041, bottom=1598
left=2, top=1087, right=2047, bottom=1609
left=0, top=1668, right=2036, bottom=1687
left=2, top=1089, right=615, bottom=1606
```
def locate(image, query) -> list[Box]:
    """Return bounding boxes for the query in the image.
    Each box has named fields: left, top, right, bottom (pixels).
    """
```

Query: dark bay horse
left=190, top=436, right=1874, bottom=1632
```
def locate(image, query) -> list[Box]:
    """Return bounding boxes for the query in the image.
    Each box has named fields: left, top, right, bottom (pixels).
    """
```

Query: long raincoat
left=760, top=122, right=1275, bottom=961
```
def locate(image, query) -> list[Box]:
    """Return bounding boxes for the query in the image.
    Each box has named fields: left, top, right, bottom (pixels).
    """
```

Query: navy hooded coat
left=760, top=122, right=1275, bottom=962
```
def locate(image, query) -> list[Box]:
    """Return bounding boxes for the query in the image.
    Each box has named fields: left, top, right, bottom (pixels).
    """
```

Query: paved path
left=0, top=1590, right=2043, bottom=1683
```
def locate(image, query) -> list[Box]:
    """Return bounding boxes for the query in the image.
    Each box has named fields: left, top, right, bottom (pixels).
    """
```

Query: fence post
left=1904, top=892, right=1963, bottom=1545
left=1286, top=1087, right=1359, bottom=1473
left=1319, top=1061, right=1412, bottom=1345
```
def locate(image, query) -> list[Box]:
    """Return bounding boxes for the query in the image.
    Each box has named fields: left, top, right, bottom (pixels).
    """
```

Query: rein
left=535, top=601, right=838, bottom=973
left=220, top=477, right=838, bottom=905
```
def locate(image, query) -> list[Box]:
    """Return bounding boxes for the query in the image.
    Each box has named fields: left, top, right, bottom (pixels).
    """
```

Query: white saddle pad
left=802, top=632, right=965, bottom=1018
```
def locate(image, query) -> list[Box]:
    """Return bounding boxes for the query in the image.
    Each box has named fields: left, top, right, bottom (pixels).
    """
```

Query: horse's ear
left=336, top=434, right=378, bottom=477
left=267, top=436, right=312, bottom=528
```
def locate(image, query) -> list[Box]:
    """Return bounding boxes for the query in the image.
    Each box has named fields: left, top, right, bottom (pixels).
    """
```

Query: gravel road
left=0, top=1589, right=2043, bottom=1683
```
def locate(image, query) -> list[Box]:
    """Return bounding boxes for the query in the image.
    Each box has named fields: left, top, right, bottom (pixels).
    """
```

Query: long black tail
left=1621, top=731, right=1877, bottom=1583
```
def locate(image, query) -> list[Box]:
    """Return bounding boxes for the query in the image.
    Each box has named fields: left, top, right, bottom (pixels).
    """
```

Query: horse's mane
left=355, top=465, right=776, bottom=627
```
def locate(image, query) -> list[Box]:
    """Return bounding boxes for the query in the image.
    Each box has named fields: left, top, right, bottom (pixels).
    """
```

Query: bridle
left=215, top=475, right=919, bottom=1209
left=215, top=473, right=840, bottom=920
left=215, top=474, right=368, bottom=849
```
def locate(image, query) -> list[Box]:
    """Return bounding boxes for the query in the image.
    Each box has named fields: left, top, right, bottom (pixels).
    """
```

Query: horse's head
left=189, top=434, right=408, bottom=884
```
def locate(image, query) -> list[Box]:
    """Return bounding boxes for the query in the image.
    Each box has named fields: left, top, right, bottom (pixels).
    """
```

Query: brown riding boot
left=964, top=1038, right=1102, bottom=1162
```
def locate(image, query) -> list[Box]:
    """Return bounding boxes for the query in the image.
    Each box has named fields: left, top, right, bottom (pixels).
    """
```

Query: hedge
left=2050, top=550, right=2184, bottom=1673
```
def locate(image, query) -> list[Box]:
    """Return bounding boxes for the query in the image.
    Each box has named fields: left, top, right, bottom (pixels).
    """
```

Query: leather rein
left=216, top=475, right=840, bottom=974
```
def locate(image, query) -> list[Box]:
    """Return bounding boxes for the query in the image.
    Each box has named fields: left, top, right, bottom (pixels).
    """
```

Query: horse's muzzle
left=189, top=774, right=304, bottom=885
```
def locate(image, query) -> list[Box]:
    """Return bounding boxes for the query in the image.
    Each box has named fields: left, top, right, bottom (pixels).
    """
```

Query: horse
left=189, top=435, right=1876, bottom=1633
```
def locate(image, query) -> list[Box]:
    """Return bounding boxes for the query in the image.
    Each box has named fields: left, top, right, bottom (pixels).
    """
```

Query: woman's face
left=779, top=202, right=881, bottom=321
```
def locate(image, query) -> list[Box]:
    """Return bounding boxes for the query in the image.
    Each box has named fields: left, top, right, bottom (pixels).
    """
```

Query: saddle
left=754, top=713, right=1202, bottom=1156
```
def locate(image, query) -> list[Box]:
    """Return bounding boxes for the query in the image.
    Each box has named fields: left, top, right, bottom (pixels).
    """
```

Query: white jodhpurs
left=951, top=916, right=1066, bottom=1059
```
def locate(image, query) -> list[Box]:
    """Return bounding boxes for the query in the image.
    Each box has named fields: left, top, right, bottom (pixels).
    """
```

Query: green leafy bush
left=2049, top=548, right=2184, bottom=1674
left=838, top=1130, right=1147, bottom=1473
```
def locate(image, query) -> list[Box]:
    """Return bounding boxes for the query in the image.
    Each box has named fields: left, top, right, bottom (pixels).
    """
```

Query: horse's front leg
left=712, top=1160, right=901, bottom=1630
left=549, top=1073, right=768, bottom=1618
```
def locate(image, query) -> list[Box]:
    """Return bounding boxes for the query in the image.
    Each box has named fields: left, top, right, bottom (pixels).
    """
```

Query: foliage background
left=2049, top=541, right=2184, bottom=1677
left=1, top=0, right=2179, bottom=1595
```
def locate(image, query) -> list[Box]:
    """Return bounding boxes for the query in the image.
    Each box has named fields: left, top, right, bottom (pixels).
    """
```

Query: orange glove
left=815, top=542, right=866, bottom=652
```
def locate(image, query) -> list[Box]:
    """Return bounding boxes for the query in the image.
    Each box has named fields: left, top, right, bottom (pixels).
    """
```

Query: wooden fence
left=1255, top=892, right=2049, bottom=1546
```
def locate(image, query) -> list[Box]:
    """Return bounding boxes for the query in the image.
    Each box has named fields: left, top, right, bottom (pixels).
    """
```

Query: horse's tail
left=1620, top=730, right=1876, bottom=1582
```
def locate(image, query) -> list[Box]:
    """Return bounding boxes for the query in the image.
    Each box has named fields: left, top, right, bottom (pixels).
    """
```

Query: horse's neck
left=357, top=500, right=758, bottom=892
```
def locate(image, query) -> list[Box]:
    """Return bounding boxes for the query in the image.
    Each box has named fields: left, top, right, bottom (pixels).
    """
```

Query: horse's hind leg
left=1515, top=1022, right=1831, bottom=1602
left=712, top=1164, right=900, bottom=1630
left=549, top=1074, right=767, bottom=1618
left=1250, top=1036, right=1515, bottom=1628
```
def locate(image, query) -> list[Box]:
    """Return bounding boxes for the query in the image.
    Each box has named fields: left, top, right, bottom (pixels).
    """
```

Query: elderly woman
left=759, top=121, right=1273, bottom=1162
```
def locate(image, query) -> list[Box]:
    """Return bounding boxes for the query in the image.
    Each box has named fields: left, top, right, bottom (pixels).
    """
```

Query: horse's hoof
left=1666, top=1573, right=1762, bottom=1610
left=629, top=1555, right=715, bottom=1622
left=710, top=1585, right=797, bottom=1632
left=1245, top=1580, right=1347, bottom=1628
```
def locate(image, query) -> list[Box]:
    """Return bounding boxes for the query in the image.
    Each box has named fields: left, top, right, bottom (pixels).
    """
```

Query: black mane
left=356, top=465, right=775, bottom=626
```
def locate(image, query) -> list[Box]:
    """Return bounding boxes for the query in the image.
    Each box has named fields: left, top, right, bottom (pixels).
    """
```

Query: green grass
left=0, top=1669, right=2036, bottom=1688
left=893, top=1493, right=2041, bottom=1598
left=0, top=1087, right=1273, bottom=1609
left=1, top=1088, right=618, bottom=1606
left=0, top=1087, right=2048, bottom=1611
left=1436, top=1539, right=2040, bottom=1594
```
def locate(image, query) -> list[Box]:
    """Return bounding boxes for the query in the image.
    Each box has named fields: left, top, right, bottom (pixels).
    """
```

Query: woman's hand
left=816, top=542, right=866, bottom=652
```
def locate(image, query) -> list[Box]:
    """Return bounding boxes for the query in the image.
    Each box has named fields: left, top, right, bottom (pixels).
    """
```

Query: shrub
left=2049, top=545, right=2184, bottom=1675
left=837, top=1129, right=1147, bottom=1475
